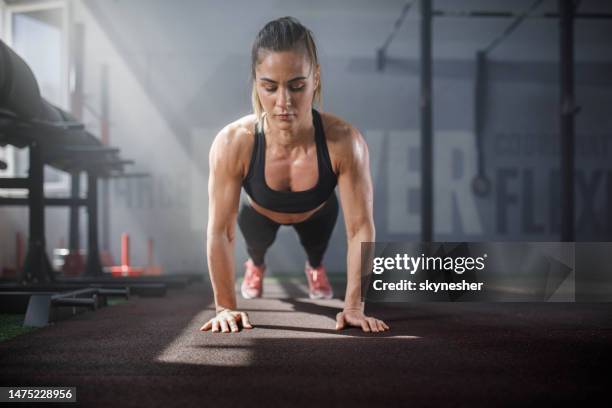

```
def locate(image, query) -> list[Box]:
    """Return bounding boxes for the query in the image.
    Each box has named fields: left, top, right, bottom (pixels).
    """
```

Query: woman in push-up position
left=201, top=17, right=388, bottom=334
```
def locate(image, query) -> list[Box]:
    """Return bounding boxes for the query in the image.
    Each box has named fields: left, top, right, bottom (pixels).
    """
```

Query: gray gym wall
left=0, top=0, right=611, bottom=276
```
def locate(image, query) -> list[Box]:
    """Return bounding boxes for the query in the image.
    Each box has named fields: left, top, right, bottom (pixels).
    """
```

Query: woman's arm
left=336, top=126, right=389, bottom=333
left=200, top=126, right=253, bottom=333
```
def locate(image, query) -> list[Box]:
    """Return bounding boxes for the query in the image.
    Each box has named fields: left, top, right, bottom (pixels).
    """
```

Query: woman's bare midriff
left=247, top=197, right=325, bottom=225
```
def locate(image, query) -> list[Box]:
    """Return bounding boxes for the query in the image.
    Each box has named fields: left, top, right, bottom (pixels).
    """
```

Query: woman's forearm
left=344, top=224, right=375, bottom=311
left=207, top=232, right=237, bottom=312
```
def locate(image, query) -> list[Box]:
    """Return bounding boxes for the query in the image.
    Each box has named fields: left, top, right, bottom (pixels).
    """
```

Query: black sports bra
left=242, top=109, right=337, bottom=213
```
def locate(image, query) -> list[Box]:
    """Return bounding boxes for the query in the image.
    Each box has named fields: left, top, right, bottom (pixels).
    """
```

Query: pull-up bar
left=432, top=10, right=612, bottom=20
left=473, top=0, right=544, bottom=197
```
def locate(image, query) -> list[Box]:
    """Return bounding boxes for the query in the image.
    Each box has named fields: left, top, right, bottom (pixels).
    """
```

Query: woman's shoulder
left=212, top=114, right=258, bottom=155
left=210, top=114, right=258, bottom=176
left=319, top=111, right=362, bottom=144
left=216, top=114, right=258, bottom=144
left=318, top=111, right=369, bottom=172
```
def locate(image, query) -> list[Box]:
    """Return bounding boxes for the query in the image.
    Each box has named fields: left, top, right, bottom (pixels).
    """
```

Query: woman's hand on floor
left=200, top=309, right=253, bottom=333
left=335, top=309, right=389, bottom=333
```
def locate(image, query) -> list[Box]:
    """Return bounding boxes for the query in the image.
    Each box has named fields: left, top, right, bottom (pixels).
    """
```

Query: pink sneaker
left=305, top=262, right=333, bottom=299
left=241, top=259, right=265, bottom=299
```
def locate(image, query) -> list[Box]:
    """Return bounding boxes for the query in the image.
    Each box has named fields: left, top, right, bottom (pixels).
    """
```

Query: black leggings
left=237, top=193, right=339, bottom=268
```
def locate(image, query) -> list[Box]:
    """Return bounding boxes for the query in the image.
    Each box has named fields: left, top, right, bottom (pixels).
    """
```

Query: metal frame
left=0, top=143, right=135, bottom=282
left=559, top=0, right=576, bottom=241
left=420, top=0, right=433, bottom=242
left=0, top=287, right=129, bottom=327
left=0, top=27, right=201, bottom=329
left=380, top=0, right=583, bottom=241
left=1, top=0, right=71, bottom=195
left=431, top=10, right=612, bottom=20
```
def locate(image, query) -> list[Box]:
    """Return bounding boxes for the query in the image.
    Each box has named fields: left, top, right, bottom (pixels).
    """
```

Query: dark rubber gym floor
left=1, top=279, right=611, bottom=407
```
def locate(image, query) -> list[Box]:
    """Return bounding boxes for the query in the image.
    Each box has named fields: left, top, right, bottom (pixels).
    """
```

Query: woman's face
left=254, top=49, right=319, bottom=131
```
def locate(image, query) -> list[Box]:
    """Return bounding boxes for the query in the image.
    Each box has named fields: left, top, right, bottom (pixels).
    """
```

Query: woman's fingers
left=377, top=319, right=389, bottom=331
left=360, top=320, right=370, bottom=332
left=382, top=320, right=390, bottom=331
left=229, top=317, right=239, bottom=333
left=219, top=318, right=230, bottom=333
left=335, top=312, right=346, bottom=330
left=367, top=317, right=379, bottom=333
left=204, top=310, right=387, bottom=334
left=240, top=312, right=253, bottom=329
left=340, top=310, right=390, bottom=333
left=203, top=311, right=253, bottom=334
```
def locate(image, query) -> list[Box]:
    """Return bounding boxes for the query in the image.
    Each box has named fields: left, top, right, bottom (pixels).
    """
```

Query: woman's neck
left=263, top=110, right=314, bottom=149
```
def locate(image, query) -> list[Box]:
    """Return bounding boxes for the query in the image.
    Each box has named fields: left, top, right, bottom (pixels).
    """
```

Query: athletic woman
left=201, top=17, right=389, bottom=334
